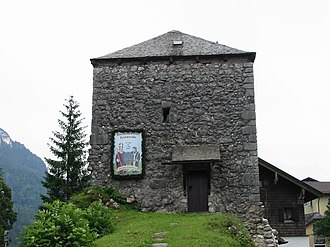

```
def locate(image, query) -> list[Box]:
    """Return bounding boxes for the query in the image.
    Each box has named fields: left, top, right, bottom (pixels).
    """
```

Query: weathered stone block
left=242, top=110, right=256, bottom=120
left=244, top=142, right=257, bottom=151
left=172, top=145, right=220, bottom=162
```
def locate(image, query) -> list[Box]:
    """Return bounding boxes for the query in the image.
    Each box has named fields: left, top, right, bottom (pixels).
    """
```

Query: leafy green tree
left=314, top=199, right=330, bottom=237
left=41, top=96, right=90, bottom=203
left=0, top=171, right=17, bottom=247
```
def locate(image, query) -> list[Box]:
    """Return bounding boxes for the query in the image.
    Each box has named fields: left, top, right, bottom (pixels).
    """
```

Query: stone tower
left=89, top=31, right=259, bottom=215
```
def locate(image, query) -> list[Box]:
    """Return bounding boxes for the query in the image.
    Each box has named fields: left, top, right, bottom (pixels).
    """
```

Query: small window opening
left=173, top=40, right=183, bottom=46
left=283, top=208, right=293, bottom=221
left=162, top=107, right=170, bottom=123
left=280, top=207, right=297, bottom=223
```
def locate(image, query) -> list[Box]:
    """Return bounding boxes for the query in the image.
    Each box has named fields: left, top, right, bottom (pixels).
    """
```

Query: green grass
left=95, top=209, right=255, bottom=247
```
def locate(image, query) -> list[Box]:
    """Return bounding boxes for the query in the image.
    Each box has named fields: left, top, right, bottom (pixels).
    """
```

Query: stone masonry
left=89, top=31, right=260, bottom=215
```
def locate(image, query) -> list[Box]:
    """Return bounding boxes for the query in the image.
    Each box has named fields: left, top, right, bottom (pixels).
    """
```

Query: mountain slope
left=0, top=128, right=46, bottom=246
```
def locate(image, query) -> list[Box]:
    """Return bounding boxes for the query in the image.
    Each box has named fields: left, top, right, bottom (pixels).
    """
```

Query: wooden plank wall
left=259, top=166, right=306, bottom=237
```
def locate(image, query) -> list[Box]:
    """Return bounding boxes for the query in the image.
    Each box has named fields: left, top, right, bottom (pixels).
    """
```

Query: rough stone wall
left=89, top=58, right=260, bottom=215
left=245, top=203, right=279, bottom=247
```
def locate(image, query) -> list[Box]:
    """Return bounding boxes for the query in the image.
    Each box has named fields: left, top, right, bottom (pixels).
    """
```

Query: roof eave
left=258, top=158, right=323, bottom=200
left=90, top=52, right=256, bottom=67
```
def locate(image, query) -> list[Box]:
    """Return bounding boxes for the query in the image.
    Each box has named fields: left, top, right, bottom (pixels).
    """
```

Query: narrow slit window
left=162, top=107, right=170, bottom=123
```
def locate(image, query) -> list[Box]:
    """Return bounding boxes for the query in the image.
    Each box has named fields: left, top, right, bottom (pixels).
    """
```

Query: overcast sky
left=1, top=0, right=329, bottom=181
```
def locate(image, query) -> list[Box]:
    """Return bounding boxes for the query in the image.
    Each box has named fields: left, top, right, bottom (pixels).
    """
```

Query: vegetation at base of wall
left=69, top=185, right=131, bottom=209
left=314, top=199, right=330, bottom=237
left=95, top=209, right=255, bottom=247
left=84, top=201, right=114, bottom=237
left=206, top=214, right=254, bottom=247
left=19, top=200, right=114, bottom=247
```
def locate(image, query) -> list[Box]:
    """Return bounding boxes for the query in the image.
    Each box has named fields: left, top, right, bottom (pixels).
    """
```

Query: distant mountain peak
left=0, top=128, right=13, bottom=146
left=0, top=128, right=46, bottom=246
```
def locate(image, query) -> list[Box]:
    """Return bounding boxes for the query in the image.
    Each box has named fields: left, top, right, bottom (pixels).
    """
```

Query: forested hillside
left=0, top=128, right=46, bottom=246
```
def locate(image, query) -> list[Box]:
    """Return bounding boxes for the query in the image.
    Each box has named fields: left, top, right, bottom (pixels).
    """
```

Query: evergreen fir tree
left=0, top=171, right=17, bottom=247
left=41, top=96, right=90, bottom=203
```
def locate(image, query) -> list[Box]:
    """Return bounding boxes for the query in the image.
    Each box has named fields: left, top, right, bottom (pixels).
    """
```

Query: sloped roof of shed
left=259, top=158, right=323, bottom=202
left=305, top=212, right=323, bottom=226
left=95, top=30, right=250, bottom=60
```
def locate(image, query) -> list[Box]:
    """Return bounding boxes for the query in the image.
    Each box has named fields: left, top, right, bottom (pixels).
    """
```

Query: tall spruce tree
left=0, top=171, right=16, bottom=247
left=41, top=96, right=90, bottom=203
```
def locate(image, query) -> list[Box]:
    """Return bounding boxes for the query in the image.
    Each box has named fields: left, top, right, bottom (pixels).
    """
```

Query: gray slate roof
left=305, top=212, right=323, bottom=226
left=96, top=30, right=248, bottom=59
left=304, top=181, right=330, bottom=194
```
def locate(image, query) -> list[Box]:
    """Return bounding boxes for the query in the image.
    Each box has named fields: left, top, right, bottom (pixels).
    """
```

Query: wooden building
left=259, top=158, right=322, bottom=241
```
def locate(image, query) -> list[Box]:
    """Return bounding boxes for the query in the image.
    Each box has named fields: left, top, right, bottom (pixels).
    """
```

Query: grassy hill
left=95, top=209, right=255, bottom=247
left=17, top=185, right=256, bottom=246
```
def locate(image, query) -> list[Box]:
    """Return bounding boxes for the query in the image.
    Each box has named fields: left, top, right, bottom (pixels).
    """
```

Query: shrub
left=20, top=201, right=96, bottom=247
left=85, top=201, right=114, bottom=237
left=20, top=199, right=116, bottom=246
left=69, top=185, right=129, bottom=209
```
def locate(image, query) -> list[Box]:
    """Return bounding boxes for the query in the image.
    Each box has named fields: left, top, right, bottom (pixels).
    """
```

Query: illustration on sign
left=113, top=132, right=143, bottom=177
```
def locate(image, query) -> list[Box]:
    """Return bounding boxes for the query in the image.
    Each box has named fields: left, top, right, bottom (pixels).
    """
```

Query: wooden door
left=187, top=170, right=209, bottom=212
